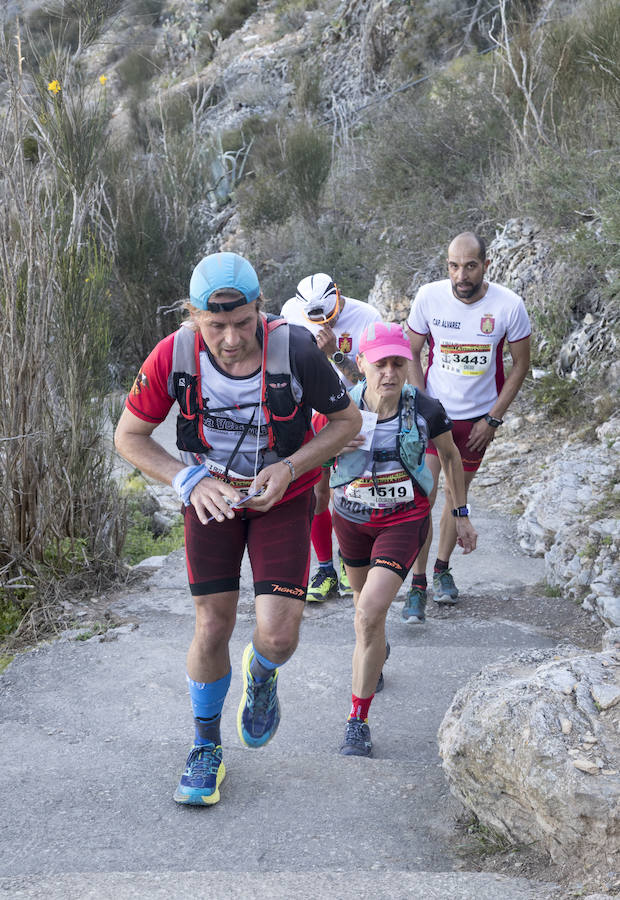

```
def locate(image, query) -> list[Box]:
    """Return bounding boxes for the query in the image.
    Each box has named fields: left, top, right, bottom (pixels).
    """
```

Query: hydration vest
left=171, top=313, right=311, bottom=466
left=329, top=381, right=434, bottom=497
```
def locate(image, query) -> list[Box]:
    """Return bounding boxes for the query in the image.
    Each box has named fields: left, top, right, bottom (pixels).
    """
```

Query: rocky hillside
left=2, top=0, right=618, bottom=621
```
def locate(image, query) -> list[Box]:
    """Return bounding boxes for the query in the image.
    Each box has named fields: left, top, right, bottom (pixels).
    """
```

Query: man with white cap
left=115, top=252, right=361, bottom=805
left=281, top=274, right=381, bottom=603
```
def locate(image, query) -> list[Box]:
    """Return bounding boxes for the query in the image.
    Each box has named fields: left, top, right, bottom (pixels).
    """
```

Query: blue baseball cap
left=189, top=252, right=261, bottom=311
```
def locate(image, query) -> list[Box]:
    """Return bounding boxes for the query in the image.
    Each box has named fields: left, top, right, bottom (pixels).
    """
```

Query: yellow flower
left=99, top=75, right=108, bottom=85
left=47, top=80, right=61, bottom=95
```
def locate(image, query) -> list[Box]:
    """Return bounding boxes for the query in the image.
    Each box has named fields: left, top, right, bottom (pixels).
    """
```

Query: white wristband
left=172, top=464, right=211, bottom=506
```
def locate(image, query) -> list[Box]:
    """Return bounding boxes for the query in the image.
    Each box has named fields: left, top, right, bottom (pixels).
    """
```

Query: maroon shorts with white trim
left=183, top=488, right=314, bottom=599
left=332, top=511, right=430, bottom=581
left=427, top=417, right=485, bottom=472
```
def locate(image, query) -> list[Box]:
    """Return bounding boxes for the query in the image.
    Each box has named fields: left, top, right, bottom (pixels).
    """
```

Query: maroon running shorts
left=426, top=418, right=485, bottom=472
left=184, top=487, right=314, bottom=599
left=333, top=512, right=430, bottom=581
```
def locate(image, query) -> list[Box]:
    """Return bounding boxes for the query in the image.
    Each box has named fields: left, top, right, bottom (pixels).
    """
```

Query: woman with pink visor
left=330, top=321, right=478, bottom=757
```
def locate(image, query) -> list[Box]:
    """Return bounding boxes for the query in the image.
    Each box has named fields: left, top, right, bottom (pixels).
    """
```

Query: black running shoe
left=340, top=718, right=372, bottom=757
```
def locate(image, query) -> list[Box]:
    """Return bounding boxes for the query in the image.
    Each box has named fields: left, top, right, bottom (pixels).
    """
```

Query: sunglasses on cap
left=205, top=294, right=250, bottom=313
left=302, top=287, right=341, bottom=325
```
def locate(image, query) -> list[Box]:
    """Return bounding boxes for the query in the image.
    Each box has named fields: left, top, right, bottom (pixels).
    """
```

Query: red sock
left=349, top=693, right=374, bottom=722
left=311, top=508, right=333, bottom=564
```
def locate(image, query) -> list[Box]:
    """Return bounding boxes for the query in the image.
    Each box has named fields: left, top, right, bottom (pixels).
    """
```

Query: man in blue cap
left=115, top=252, right=361, bottom=805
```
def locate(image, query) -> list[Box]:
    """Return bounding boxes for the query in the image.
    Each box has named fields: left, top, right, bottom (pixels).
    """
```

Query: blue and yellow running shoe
left=173, top=742, right=225, bottom=805
left=237, top=643, right=281, bottom=748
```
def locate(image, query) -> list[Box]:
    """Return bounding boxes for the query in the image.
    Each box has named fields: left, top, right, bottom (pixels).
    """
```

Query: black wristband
left=484, top=414, right=503, bottom=428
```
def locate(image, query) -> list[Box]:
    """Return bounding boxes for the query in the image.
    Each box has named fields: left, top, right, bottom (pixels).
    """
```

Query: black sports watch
left=484, top=413, right=503, bottom=428
left=331, top=350, right=345, bottom=365
left=452, top=505, right=471, bottom=517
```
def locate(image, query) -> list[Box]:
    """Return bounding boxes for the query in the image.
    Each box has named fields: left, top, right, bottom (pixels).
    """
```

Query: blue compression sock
left=250, top=644, right=282, bottom=683
left=187, top=670, right=231, bottom=746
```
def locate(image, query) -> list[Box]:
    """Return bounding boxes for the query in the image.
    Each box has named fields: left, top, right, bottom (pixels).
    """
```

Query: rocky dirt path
left=0, top=471, right=605, bottom=899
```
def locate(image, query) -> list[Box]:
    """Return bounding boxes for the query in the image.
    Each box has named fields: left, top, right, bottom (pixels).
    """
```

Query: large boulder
left=438, top=646, right=620, bottom=875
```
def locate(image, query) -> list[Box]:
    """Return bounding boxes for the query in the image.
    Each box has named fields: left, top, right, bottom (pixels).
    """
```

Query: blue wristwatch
left=452, top=505, right=471, bottom=517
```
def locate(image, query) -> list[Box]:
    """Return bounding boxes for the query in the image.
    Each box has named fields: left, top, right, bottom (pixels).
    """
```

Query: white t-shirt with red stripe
left=407, top=280, right=531, bottom=419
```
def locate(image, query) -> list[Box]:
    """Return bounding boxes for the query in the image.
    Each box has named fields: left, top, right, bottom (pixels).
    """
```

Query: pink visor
left=358, top=321, right=413, bottom=363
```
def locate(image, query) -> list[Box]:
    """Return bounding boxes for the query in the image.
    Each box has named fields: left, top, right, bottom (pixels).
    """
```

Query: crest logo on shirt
left=338, top=333, right=352, bottom=354
left=131, top=371, right=149, bottom=395
left=480, top=315, right=495, bottom=334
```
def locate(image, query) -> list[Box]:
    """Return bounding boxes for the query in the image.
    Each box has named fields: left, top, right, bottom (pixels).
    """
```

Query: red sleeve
left=125, top=333, right=176, bottom=424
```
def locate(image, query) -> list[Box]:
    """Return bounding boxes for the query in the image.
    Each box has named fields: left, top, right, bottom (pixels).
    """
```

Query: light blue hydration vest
left=329, top=381, right=434, bottom=497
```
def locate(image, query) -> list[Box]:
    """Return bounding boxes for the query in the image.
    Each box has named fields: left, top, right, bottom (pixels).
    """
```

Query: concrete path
left=0, top=511, right=569, bottom=898
left=1, top=410, right=567, bottom=898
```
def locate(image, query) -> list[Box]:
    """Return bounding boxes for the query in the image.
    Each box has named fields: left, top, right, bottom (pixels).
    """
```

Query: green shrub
left=212, top=0, right=258, bottom=40
left=0, top=595, right=30, bottom=637
left=238, top=175, right=294, bottom=229
left=128, top=0, right=165, bottom=25
left=27, top=0, right=124, bottom=56
left=272, top=0, right=321, bottom=37
left=488, top=146, right=618, bottom=230
left=122, top=508, right=184, bottom=565
left=273, top=5, right=306, bottom=37
left=116, top=49, right=160, bottom=97
left=344, top=59, right=509, bottom=289
left=283, top=122, right=331, bottom=219
left=530, top=373, right=583, bottom=419
left=253, top=218, right=375, bottom=311
left=27, top=7, right=85, bottom=55
left=292, top=59, right=322, bottom=113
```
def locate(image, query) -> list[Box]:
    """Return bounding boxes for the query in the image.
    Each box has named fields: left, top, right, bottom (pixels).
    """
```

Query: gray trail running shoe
left=401, top=586, right=427, bottom=624
left=433, top=569, right=459, bottom=604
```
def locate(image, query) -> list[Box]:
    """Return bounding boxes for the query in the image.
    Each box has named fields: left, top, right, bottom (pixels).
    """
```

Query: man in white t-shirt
left=281, top=274, right=382, bottom=604
left=403, top=232, right=531, bottom=622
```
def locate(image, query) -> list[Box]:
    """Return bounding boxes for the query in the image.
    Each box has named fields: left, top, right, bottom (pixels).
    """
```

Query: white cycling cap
left=295, top=273, right=338, bottom=320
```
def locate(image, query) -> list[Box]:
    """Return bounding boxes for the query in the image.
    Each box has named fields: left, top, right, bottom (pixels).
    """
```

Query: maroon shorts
left=332, top=512, right=430, bottom=581
left=183, top=488, right=314, bottom=599
left=427, top=418, right=485, bottom=472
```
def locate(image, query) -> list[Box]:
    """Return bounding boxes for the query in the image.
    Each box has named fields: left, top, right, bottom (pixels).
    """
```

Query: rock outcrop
left=438, top=645, right=620, bottom=875
left=518, top=417, right=620, bottom=626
